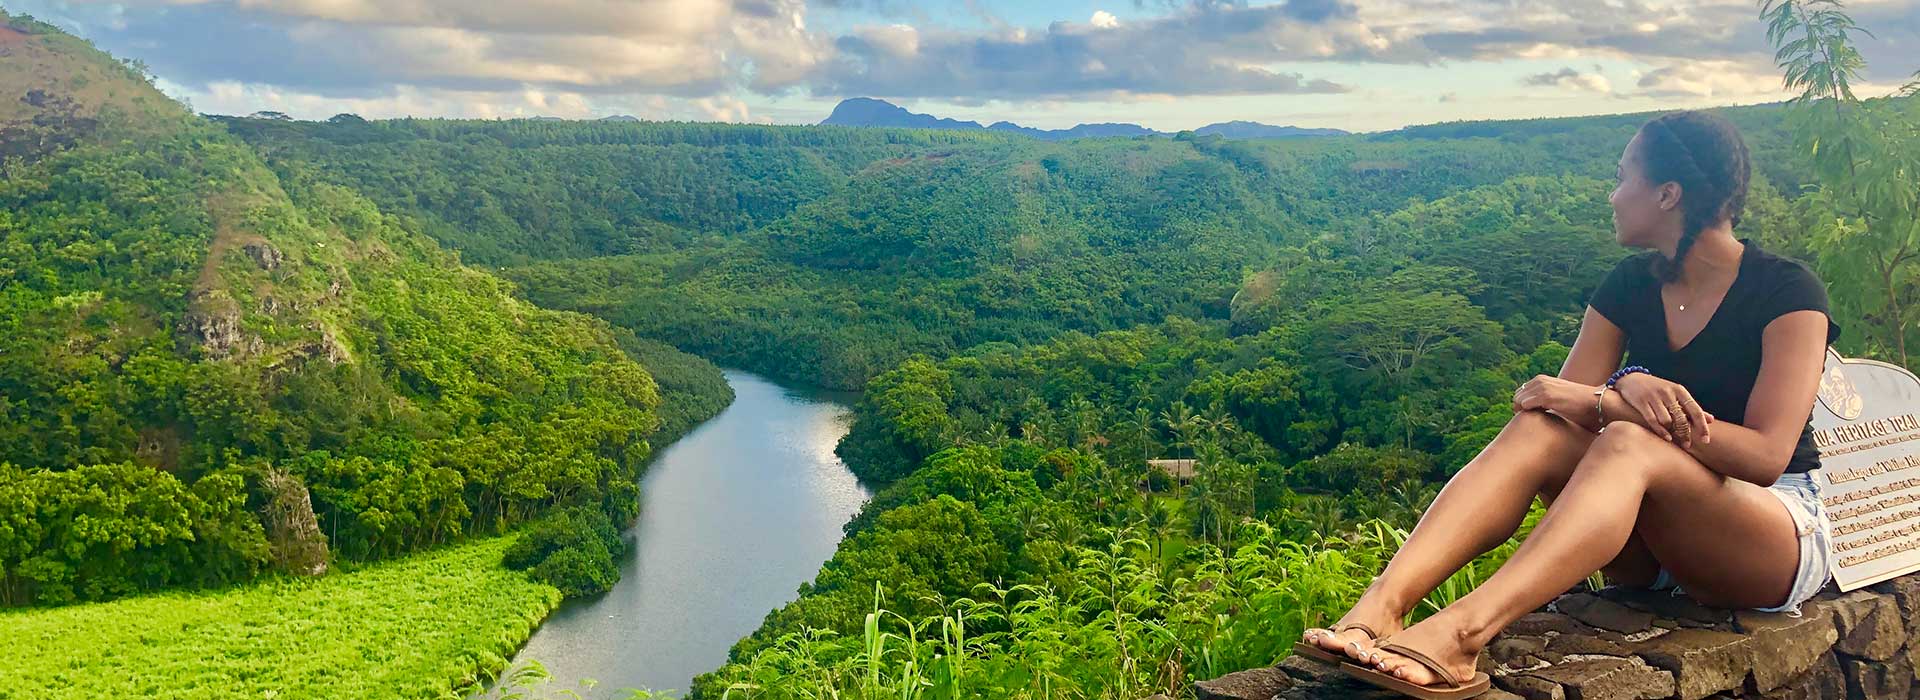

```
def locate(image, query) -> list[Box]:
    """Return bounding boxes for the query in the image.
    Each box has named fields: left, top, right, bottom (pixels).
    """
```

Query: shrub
left=502, top=507, right=625, bottom=597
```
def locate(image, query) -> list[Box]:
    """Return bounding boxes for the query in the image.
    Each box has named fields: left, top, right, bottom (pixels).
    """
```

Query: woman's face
left=1609, top=131, right=1677, bottom=249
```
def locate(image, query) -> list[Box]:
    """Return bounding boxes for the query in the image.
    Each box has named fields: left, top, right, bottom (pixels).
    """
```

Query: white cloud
left=170, top=80, right=596, bottom=119
left=851, top=24, right=920, bottom=57
left=694, top=95, right=771, bottom=122
left=89, top=0, right=827, bottom=95
left=28, top=0, right=1920, bottom=122
left=1633, top=60, right=1790, bottom=99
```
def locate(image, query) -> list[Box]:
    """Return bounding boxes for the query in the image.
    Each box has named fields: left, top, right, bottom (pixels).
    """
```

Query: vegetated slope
left=0, top=11, right=718, bottom=607
left=224, top=116, right=1011, bottom=266
left=0, top=14, right=178, bottom=163
left=227, top=105, right=1798, bottom=391
left=691, top=170, right=1811, bottom=699
left=0, top=538, right=561, bottom=699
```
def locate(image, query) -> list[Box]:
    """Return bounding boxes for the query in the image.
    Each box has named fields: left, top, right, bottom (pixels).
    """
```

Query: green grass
left=0, top=538, right=562, bottom=700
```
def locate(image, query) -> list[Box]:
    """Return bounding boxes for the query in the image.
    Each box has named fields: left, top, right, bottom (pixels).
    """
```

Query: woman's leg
left=1304, top=409, right=1608, bottom=657
left=1361, top=421, right=1801, bottom=685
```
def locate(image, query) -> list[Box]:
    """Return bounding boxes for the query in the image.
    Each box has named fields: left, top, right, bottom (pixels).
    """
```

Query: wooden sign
left=1811, top=348, right=1920, bottom=591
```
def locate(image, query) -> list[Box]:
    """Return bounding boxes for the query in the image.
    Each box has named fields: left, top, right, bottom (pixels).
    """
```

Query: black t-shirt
left=1587, top=238, right=1842, bottom=474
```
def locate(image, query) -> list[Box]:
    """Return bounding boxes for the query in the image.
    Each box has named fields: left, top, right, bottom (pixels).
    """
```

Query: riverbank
left=0, top=538, right=560, bottom=699
left=506, top=371, right=867, bottom=697
left=0, top=369, right=845, bottom=700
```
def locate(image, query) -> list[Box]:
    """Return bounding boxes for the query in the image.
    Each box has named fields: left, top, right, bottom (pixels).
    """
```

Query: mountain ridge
left=820, top=97, right=1349, bottom=140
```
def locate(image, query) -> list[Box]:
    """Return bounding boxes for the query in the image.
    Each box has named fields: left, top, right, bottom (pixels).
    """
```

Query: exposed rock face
left=1178, top=575, right=1920, bottom=700
left=243, top=240, right=283, bottom=270
left=260, top=468, right=329, bottom=576
left=180, top=289, right=263, bottom=359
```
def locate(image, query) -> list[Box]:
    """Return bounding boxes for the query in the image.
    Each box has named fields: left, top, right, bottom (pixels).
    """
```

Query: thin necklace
left=1673, top=275, right=1718, bottom=311
left=1672, top=242, right=1742, bottom=311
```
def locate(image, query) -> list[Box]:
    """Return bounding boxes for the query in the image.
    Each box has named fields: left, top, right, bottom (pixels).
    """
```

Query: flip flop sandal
left=1292, top=622, right=1381, bottom=665
left=1339, top=640, right=1490, bottom=699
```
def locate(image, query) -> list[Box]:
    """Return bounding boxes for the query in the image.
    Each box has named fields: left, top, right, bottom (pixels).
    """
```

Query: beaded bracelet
left=1593, top=366, right=1649, bottom=430
left=1606, top=365, right=1650, bottom=389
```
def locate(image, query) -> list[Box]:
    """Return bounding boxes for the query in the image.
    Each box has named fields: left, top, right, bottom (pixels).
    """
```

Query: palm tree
left=1127, top=406, right=1155, bottom=468
left=1185, top=478, right=1226, bottom=544
left=1159, top=402, right=1199, bottom=458
left=1386, top=482, right=1437, bottom=526
left=1300, top=497, right=1347, bottom=543
left=1064, top=395, right=1101, bottom=452
left=1015, top=500, right=1052, bottom=541
left=1137, top=498, right=1177, bottom=565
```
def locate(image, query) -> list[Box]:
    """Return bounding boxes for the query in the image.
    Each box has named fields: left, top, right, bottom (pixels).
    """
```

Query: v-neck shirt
left=1588, top=238, right=1841, bottom=474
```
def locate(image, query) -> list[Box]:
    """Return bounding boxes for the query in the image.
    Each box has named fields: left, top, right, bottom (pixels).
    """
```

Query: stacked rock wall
left=1183, top=574, right=1920, bottom=700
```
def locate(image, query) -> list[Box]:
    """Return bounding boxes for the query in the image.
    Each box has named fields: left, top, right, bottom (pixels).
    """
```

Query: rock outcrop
left=1186, top=575, right=1920, bottom=700
left=260, top=468, right=330, bottom=576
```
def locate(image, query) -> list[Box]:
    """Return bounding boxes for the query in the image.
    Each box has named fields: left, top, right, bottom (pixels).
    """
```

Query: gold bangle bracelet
left=1593, top=385, right=1610, bottom=429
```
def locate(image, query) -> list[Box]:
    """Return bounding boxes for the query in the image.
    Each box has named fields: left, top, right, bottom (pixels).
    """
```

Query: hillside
left=0, top=16, right=183, bottom=163
left=228, top=104, right=1804, bottom=390
left=0, top=10, right=726, bottom=606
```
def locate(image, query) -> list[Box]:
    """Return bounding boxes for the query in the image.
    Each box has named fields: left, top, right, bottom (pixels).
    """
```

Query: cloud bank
left=15, top=0, right=1916, bottom=120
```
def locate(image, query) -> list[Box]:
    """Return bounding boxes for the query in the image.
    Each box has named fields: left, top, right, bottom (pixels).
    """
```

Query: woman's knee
left=1590, top=421, right=1658, bottom=455
left=1575, top=422, right=1674, bottom=481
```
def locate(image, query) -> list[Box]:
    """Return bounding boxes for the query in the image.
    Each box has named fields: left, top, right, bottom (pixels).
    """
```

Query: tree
left=1309, top=289, right=1508, bottom=407
left=1763, top=0, right=1920, bottom=367
left=1159, top=402, right=1200, bottom=459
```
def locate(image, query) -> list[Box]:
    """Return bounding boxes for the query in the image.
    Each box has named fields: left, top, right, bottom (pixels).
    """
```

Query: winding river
left=509, top=371, right=869, bottom=696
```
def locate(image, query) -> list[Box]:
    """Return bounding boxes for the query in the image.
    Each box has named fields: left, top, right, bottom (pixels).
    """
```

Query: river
left=508, top=371, right=870, bottom=696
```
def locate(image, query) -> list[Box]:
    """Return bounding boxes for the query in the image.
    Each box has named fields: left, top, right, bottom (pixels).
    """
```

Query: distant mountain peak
left=819, top=98, right=1348, bottom=141
left=822, top=97, right=983, bottom=131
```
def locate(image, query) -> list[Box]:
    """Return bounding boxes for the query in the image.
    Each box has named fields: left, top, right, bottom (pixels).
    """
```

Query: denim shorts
left=1648, top=471, right=1833, bottom=615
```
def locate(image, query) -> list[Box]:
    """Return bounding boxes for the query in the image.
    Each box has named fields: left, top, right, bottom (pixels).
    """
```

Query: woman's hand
left=1613, top=372, right=1714, bottom=448
left=1511, top=374, right=1594, bottom=417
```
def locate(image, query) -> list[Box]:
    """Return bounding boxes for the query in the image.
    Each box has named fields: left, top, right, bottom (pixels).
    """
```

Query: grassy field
left=0, top=538, right=561, bottom=700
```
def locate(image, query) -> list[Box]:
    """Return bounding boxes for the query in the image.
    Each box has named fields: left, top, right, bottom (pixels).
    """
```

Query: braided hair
left=1635, top=111, right=1752, bottom=282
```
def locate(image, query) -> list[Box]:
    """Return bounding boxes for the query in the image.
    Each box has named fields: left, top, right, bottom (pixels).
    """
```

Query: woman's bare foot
left=1300, top=595, right=1405, bottom=661
left=1359, top=608, right=1480, bottom=686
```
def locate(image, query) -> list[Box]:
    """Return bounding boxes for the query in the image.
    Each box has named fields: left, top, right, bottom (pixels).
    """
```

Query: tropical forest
left=0, top=1, right=1915, bottom=699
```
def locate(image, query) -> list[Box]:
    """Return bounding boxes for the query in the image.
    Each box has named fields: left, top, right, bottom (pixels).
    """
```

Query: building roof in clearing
left=1146, top=458, right=1197, bottom=479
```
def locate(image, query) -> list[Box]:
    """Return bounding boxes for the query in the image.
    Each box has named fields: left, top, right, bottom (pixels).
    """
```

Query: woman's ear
left=1657, top=181, right=1682, bottom=212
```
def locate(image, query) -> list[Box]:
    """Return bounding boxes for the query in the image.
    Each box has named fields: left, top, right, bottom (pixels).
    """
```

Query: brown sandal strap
left=1333, top=622, right=1379, bottom=641
left=1378, top=642, right=1463, bottom=688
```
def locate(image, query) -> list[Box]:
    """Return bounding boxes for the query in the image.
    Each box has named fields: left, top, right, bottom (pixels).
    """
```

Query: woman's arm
left=1512, top=307, right=1670, bottom=434
left=1672, top=310, right=1830, bottom=486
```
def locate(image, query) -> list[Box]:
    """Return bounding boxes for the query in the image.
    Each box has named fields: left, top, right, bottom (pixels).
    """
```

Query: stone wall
left=1181, top=574, right=1920, bottom=700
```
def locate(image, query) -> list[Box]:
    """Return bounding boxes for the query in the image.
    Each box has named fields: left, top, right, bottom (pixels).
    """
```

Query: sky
left=10, top=0, right=1918, bottom=132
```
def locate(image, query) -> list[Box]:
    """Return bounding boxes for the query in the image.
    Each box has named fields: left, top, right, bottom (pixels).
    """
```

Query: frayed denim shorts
left=1648, top=471, right=1832, bottom=615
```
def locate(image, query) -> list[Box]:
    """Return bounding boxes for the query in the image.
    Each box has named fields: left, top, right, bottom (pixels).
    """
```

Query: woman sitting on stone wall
left=1299, top=110, right=1842, bottom=699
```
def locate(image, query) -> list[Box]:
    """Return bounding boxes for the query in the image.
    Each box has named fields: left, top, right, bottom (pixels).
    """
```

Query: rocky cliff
left=1181, top=575, right=1920, bottom=700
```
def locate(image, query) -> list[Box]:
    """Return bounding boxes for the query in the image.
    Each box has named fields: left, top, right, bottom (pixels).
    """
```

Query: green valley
left=2, top=1, right=1916, bottom=699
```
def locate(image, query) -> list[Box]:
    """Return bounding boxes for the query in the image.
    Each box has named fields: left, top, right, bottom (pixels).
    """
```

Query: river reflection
left=508, top=371, right=868, bottom=696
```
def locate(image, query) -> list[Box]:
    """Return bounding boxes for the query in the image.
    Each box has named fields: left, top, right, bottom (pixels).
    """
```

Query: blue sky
left=10, top=0, right=1917, bottom=131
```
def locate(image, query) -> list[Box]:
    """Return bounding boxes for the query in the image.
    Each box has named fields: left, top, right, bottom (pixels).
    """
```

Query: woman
left=1298, top=110, right=1843, bottom=698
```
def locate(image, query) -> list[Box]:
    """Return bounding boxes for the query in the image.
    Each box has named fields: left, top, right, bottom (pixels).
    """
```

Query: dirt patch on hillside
left=0, top=26, right=27, bottom=45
